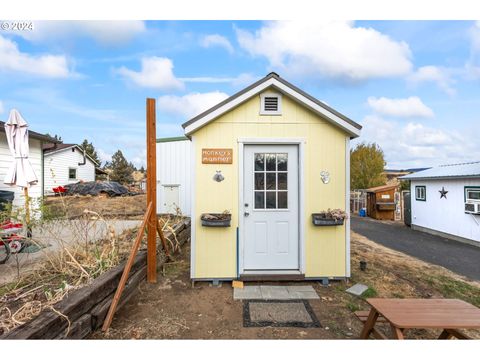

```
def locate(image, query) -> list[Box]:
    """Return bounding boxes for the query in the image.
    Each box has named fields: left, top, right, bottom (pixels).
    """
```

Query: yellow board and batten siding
left=193, top=92, right=347, bottom=279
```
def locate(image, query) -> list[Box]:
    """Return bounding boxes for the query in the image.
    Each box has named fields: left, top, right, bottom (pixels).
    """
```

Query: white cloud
left=367, top=96, right=434, bottom=118
left=10, top=21, right=146, bottom=46
left=408, top=66, right=456, bottom=96
left=116, top=57, right=184, bottom=90
left=200, top=34, right=234, bottom=54
left=358, top=115, right=479, bottom=168
left=466, top=21, right=480, bottom=80
left=0, top=100, right=4, bottom=114
left=157, top=91, right=229, bottom=119
left=236, top=21, right=412, bottom=82
left=179, top=72, right=256, bottom=87
left=97, top=148, right=112, bottom=163
left=0, top=35, right=73, bottom=78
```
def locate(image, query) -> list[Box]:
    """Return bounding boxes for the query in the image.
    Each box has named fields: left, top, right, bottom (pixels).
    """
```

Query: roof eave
left=401, top=175, right=480, bottom=181
left=182, top=74, right=361, bottom=138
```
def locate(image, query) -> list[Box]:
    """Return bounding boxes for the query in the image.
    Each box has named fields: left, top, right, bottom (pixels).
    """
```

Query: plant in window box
left=312, top=208, right=347, bottom=226
left=201, top=210, right=231, bottom=227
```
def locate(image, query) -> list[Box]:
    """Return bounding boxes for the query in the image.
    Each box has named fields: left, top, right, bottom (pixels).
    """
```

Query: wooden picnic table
left=358, top=298, right=480, bottom=340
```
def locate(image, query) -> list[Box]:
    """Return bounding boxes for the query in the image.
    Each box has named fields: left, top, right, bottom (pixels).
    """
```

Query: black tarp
left=0, top=190, right=14, bottom=212
left=64, top=181, right=130, bottom=197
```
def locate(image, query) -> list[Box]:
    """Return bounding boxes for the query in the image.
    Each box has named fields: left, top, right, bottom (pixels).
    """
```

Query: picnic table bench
left=357, top=298, right=480, bottom=340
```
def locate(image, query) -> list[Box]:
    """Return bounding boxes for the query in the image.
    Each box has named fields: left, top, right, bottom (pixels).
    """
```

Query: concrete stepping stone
left=234, top=285, right=319, bottom=300
left=346, top=283, right=369, bottom=296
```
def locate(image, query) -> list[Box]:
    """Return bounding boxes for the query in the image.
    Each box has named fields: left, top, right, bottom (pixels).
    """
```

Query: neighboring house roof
left=401, top=161, right=480, bottom=180
left=182, top=72, right=362, bottom=138
left=366, top=184, right=398, bottom=193
left=384, top=168, right=430, bottom=173
left=0, top=120, right=61, bottom=143
left=156, top=136, right=189, bottom=143
left=43, top=143, right=100, bottom=166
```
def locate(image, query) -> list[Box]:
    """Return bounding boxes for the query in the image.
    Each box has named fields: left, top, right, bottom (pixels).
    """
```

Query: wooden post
left=146, top=98, right=157, bottom=283
left=102, top=202, right=153, bottom=331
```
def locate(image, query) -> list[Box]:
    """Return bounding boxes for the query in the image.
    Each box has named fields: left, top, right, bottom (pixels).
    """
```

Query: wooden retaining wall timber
left=1, top=218, right=191, bottom=339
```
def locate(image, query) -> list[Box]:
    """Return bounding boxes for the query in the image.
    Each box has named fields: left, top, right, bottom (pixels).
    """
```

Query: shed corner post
left=146, top=98, right=157, bottom=283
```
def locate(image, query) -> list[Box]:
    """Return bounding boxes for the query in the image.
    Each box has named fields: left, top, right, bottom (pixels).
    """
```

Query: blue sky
left=1, top=20, right=479, bottom=169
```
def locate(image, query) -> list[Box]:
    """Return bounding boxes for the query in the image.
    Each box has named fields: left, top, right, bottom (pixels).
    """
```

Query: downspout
left=78, top=147, right=86, bottom=166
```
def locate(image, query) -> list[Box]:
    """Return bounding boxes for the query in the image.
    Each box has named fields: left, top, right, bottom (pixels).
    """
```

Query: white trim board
left=189, top=137, right=196, bottom=279
left=184, top=77, right=361, bottom=138
left=345, top=136, right=351, bottom=278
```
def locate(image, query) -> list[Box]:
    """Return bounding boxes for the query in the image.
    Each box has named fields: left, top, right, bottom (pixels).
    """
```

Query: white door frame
left=238, top=138, right=306, bottom=275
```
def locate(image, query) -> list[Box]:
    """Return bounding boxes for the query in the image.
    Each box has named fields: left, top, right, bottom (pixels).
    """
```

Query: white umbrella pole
left=23, top=187, right=32, bottom=238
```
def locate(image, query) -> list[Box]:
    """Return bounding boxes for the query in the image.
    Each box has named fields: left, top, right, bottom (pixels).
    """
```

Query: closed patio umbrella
left=3, top=109, right=38, bottom=230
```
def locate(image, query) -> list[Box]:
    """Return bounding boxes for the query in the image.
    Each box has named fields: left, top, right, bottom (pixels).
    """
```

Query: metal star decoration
left=439, top=187, right=448, bottom=199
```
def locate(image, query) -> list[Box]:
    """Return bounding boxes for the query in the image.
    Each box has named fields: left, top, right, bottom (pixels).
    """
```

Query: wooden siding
left=0, top=132, right=43, bottom=209
left=192, top=92, right=348, bottom=279
left=44, top=147, right=96, bottom=194
left=367, top=187, right=397, bottom=221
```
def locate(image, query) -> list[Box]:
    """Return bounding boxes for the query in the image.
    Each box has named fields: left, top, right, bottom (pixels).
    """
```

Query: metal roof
left=156, top=136, right=189, bottom=143
left=401, top=161, right=480, bottom=180
left=182, top=72, right=362, bottom=137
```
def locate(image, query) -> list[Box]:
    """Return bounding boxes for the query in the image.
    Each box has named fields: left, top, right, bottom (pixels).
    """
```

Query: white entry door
left=243, top=145, right=299, bottom=271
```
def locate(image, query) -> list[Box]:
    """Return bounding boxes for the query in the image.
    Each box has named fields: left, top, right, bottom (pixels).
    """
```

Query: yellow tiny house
left=183, top=73, right=361, bottom=282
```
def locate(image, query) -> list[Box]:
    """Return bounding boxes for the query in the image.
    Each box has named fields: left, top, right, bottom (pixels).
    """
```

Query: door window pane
left=252, top=152, right=289, bottom=210
left=254, top=173, right=264, bottom=190
left=266, top=173, right=276, bottom=190
left=255, top=154, right=265, bottom=171
left=266, top=154, right=276, bottom=171
left=277, top=173, right=287, bottom=190
left=255, top=191, right=265, bottom=209
left=277, top=153, right=288, bottom=171
left=278, top=191, right=288, bottom=209
left=266, top=192, right=276, bottom=208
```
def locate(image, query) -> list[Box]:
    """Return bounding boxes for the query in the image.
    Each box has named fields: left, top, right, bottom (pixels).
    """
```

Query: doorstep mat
left=243, top=300, right=321, bottom=328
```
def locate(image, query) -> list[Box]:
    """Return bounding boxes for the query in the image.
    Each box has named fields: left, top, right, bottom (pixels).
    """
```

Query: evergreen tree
left=350, top=142, right=387, bottom=189
left=80, top=139, right=101, bottom=165
left=108, top=150, right=134, bottom=184
left=45, top=133, right=63, bottom=142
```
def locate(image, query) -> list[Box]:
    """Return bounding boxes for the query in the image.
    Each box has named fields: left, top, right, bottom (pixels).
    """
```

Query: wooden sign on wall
left=202, top=148, right=233, bottom=164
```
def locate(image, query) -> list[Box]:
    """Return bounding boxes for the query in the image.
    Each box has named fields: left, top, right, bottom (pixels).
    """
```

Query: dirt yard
left=91, top=231, right=480, bottom=340
left=44, top=194, right=147, bottom=219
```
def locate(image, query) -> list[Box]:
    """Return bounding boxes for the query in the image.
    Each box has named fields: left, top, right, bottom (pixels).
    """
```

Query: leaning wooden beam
left=156, top=217, right=170, bottom=258
left=146, top=98, right=157, bottom=283
left=102, top=202, right=153, bottom=332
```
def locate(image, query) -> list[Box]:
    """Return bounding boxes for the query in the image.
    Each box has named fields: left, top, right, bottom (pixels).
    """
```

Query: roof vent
left=260, top=92, right=282, bottom=115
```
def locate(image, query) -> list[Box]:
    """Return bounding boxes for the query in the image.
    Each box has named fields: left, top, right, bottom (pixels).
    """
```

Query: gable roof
left=366, top=184, right=398, bottom=193
left=43, top=143, right=100, bottom=166
left=0, top=120, right=61, bottom=143
left=182, top=72, right=362, bottom=138
left=401, top=161, right=480, bottom=180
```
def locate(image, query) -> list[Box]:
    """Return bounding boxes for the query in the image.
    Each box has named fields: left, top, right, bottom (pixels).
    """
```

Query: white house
left=0, top=121, right=57, bottom=209
left=43, top=143, right=98, bottom=195
left=402, top=161, right=480, bottom=246
left=156, top=136, right=191, bottom=215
